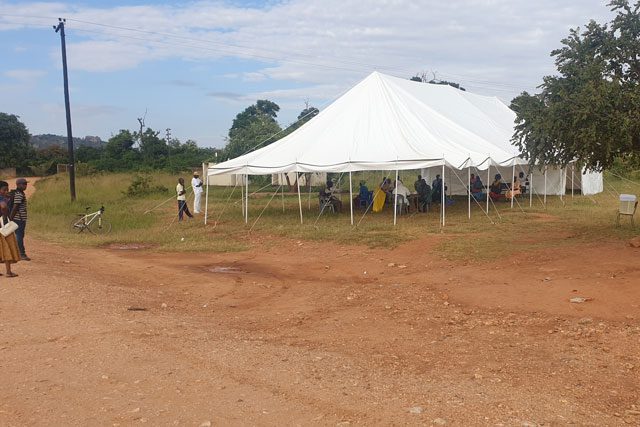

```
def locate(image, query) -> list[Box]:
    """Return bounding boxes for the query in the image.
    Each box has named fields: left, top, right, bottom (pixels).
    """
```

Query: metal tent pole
left=297, top=173, right=303, bottom=224
left=511, top=162, right=516, bottom=209
left=441, top=163, right=445, bottom=227
left=281, top=175, right=285, bottom=212
left=240, top=176, right=245, bottom=219
left=571, top=164, right=575, bottom=199
left=393, top=169, right=399, bottom=226
left=529, top=170, right=533, bottom=208
left=204, top=170, right=210, bottom=225
left=560, top=168, right=565, bottom=203
left=467, top=163, right=471, bottom=219
left=544, top=167, right=547, bottom=207
left=245, top=174, right=249, bottom=224
left=486, top=162, right=490, bottom=214
left=349, top=171, right=354, bottom=226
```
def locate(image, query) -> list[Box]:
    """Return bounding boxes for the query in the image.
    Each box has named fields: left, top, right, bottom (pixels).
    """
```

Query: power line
left=0, top=12, right=535, bottom=93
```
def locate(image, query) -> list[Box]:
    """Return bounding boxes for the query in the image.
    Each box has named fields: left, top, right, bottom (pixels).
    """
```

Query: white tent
left=208, top=72, right=523, bottom=176
left=206, top=71, right=602, bottom=224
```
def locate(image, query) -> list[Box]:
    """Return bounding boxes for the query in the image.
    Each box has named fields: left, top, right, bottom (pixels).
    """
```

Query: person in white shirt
left=392, top=179, right=411, bottom=211
left=176, top=178, right=193, bottom=221
left=191, top=171, right=204, bottom=214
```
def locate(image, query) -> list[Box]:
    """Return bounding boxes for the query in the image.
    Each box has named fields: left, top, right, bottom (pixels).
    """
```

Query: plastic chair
left=358, top=185, right=373, bottom=209
left=395, top=194, right=409, bottom=215
left=616, top=194, right=637, bottom=227
left=319, top=192, right=335, bottom=215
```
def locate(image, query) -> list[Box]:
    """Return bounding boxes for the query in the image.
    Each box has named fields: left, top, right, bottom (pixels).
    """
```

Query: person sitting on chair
left=506, top=175, right=522, bottom=200
left=324, top=180, right=342, bottom=213
left=392, top=178, right=411, bottom=212
left=414, top=175, right=431, bottom=212
left=470, top=174, right=485, bottom=201
left=357, top=181, right=373, bottom=209
left=489, top=174, right=504, bottom=201
left=432, top=174, right=447, bottom=203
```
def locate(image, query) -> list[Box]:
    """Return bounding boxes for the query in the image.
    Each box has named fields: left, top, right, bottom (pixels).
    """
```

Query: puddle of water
left=208, top=266, right=242, bottom=273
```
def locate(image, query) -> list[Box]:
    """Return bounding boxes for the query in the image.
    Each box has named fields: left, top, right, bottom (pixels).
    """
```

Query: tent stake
left=349, top=171, right=354, bottom=226
left=393, top=169, right=399, bottom=226
left=297, top=173, right=303, bottom=224
left=204, top=168, right=210, bottom=225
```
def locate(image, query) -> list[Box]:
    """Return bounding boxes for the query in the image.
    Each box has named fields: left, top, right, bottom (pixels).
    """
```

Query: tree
left=105, top=129, right=136, bottom=159
left=511, top=0, right=640, bottom=171
left=224, top=100, right=282, bottom=160
left=224, top=116, right=282, bottom=160
left=409, top=73, right=466, bottom=91
left=228, top=99, right=280, bottom=137
left=0, top=113, right=34, bottom=169
left=137, top=128, right=169, bottom=167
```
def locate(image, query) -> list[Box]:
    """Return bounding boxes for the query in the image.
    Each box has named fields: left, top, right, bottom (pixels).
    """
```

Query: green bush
left=124, top=174, right=169, bottom=197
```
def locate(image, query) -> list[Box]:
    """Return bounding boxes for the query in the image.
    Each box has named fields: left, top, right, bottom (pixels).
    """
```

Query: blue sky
left=0, top=0, right=614, bottom=148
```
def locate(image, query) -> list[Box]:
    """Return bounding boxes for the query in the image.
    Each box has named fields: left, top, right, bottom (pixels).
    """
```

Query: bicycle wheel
left=70, top=217, right=87, bottom=233
left=88, top=217, right=112, bottom=235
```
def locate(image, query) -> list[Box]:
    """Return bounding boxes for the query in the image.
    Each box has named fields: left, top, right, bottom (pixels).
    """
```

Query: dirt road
left=1, top=232, right=639, bottom=426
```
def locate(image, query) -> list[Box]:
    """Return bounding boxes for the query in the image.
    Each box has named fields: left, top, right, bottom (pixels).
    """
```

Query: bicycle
left=70, top=205, right=112, bottom=234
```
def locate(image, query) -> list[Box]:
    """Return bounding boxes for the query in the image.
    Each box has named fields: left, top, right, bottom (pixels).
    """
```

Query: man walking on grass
left=191, top=171, right=204, bottom=214
left=10, top=178, right=30, bottom=261
left=176, top=177, right=193, bottom=221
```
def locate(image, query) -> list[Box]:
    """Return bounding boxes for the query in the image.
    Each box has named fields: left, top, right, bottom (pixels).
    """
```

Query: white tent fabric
left=208, top=72, right=524, bottom=177
left=207, top=71, right=602, bottom=198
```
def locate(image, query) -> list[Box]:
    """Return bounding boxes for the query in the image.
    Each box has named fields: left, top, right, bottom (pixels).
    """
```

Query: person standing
left=0, top=180, right=20, bottom=277
left=191, top=171, right=204, bottom=214
left=176, top=178, right=193, bottom=221
left=10, top=178, right=29, bottom=261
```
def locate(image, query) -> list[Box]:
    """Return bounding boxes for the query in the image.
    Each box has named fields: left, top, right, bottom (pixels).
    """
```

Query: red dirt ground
left=1, top=226, right=639, bottom=426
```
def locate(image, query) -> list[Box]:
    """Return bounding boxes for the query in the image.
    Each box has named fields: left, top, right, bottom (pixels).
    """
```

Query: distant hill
left=30, top=134, right=105, bottom=150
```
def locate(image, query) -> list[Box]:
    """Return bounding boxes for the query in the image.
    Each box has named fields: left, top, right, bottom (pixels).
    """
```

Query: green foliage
left=511, top=0, right=640, bottom=171
left=0, top=112, right=34, bottom=170
left=409, top=74, right=466, bottom=90
left=223, top=100, right=283, bottom=160
left=124, top=174, right=169, bottom=197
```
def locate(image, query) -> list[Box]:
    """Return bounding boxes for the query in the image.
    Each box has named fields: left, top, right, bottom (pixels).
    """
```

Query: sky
left=0, top=0, right=615, bottom=148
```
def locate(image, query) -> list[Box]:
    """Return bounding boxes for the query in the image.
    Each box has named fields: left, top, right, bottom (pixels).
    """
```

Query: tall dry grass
left=27, top=172, right=640, bottom=255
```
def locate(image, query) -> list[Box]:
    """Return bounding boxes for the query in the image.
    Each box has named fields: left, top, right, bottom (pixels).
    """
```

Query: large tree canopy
left=0, top=113, right=34, bottom=169
left=511, top=0, right=640, bottom=171
left=223, top=100, right=282, bottom=160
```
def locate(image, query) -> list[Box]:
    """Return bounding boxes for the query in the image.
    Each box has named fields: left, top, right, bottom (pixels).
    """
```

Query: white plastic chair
left=616, top=194, right=638, bottom=227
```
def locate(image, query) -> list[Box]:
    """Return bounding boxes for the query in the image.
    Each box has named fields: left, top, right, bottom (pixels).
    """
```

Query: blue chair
left=358, top=185, right=373, bottom=209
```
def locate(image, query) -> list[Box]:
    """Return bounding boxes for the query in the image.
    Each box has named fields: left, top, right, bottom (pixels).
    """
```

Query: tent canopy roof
left=209, top=72, right=525, bottom=176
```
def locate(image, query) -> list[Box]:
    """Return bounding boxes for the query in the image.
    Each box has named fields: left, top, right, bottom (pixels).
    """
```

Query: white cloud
left=4, top=69, right=47, bottom=81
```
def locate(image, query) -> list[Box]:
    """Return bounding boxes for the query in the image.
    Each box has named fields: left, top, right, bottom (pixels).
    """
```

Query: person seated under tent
left=431, top=174, right=447, bottom=203
left=470, top=173, right=485, bottom=201
left=414, top=175, right=431, bottom=212
left=489, top=174, right=505, bottom=201
left=505, top=175, right=522, bottom=200
left=355, top=181, right=373, bottom=209
left=322, top=179, right=342, bottom=213
left=518, top=171, right=529, bottom=194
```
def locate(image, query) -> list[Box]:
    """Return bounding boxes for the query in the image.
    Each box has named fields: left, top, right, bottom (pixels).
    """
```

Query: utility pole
left=53, top=18, right=76, bottom=201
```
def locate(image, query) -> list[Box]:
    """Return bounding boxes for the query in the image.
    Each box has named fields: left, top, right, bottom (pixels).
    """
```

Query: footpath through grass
left=28, top=172, right=640, bottom=256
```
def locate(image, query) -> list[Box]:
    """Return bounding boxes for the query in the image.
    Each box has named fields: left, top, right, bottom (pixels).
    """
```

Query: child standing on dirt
left=0, top=181, right=20, bottom=277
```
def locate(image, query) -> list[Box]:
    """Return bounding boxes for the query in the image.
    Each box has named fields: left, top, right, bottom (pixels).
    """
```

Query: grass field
left=27, top=171, right=640, bottom=255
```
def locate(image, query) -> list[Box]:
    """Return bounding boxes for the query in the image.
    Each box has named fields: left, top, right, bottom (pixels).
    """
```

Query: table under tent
left=204, top=71, right=603, bottom=226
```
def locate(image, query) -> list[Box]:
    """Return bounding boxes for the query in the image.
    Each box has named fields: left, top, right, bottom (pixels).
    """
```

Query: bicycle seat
left=85, top=206, right=91, bottom=211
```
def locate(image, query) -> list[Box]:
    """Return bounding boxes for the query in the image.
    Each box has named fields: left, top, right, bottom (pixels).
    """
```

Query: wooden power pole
left=53, top=18, right=76, bottom=201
